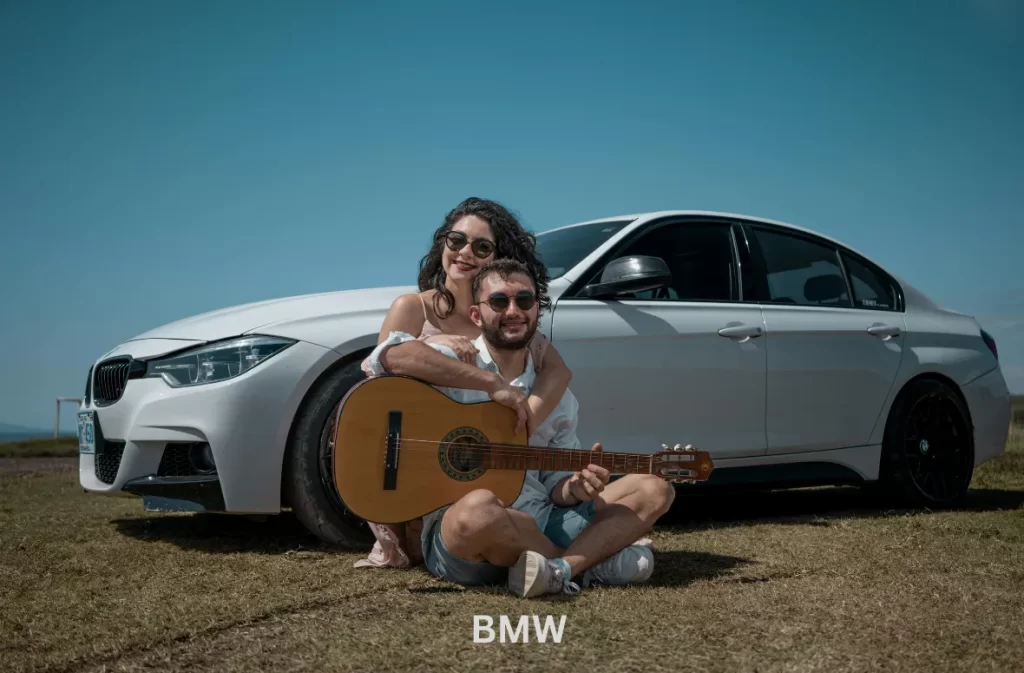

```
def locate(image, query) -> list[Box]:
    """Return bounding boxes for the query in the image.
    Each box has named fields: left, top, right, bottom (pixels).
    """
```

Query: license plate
left=78, top=411, right=96, bottom=455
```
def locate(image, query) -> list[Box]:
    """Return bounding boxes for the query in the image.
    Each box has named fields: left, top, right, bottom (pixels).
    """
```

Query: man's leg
left=507, top=474, right=675, bottom=597
left=440, top=489, right=562, bottom=566
left=559, top=474, right=675, bottom=578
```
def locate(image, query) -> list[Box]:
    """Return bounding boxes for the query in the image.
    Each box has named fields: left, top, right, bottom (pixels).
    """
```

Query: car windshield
left=535, top=219, right=634, bottom=278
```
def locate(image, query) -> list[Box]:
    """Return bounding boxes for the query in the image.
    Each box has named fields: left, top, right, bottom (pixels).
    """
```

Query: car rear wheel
left=880, top=378, right=974, bottom=508
left=284, top=359, right=374, bottom=548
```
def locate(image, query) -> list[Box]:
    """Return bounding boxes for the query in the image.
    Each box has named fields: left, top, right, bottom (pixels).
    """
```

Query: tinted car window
left=535, top=220, right=633, bottom=278
left=614, top=222, right=736, bottom=301
left=842, top=252, right=898, bottom=311
left=752, top=228, right=851, bottom=307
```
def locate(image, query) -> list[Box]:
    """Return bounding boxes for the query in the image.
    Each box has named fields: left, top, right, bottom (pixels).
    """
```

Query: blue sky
left=1, top=0, right=1021, bottom=431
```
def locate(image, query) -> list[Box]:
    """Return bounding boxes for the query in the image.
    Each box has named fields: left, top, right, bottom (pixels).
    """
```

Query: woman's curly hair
left=418, top=197, right=551, bottom=319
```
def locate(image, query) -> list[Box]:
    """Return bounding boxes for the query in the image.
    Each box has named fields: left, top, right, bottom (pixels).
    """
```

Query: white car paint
left=77, top=210, right=1012, bottom=526
left=759, top=305, right=906, bottom=454
left=548, top=300, right=768, bottom=458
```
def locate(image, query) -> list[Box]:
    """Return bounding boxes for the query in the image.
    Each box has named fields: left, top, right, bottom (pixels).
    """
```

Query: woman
left=354, top=197, right=573, bottom=569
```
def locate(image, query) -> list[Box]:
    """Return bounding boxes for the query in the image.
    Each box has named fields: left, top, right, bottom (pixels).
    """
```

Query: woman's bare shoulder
left=379, top=292, right=430, bottom=337
left=388, top=292, right=425, bottom=314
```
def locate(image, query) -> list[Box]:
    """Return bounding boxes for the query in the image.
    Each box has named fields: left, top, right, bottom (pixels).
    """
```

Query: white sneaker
left=580, top=545, right=654, bottom=587
left=508, top=552, right=580, bottom=598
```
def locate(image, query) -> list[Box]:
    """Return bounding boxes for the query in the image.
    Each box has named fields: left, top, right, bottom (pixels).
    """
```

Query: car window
left=535, top=220, right=633, bottom=278
left=751, top=228, right=851, bottom=307
left=842, top=252, right=898, bottom=311
left=613, top=222, right=737, bottom=301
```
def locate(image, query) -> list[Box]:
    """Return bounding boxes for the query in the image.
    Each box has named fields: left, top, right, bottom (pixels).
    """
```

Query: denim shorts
left=422, top=500, right=598, bottom=586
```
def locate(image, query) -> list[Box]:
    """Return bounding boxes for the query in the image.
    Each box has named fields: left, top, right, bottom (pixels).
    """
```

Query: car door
left=548, top=219, right=768, bottom=459
left=742, top=224, right=906, bottom=454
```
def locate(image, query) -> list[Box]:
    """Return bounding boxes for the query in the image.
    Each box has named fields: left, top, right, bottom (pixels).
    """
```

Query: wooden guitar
left=332, top=375, right=714, bottom=523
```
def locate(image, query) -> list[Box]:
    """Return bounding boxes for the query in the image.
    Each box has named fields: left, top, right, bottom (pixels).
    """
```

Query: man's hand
left=559, top=443, right=610, bottom=504
left=489, top=382, right=528, bottom=435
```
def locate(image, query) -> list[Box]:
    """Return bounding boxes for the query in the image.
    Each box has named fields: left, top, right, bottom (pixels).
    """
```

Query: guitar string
left=350, top=438, right=703, bottom=473
left=393, top=437, right=701, bottom=461
left=397, top=438, right=650, bottom=456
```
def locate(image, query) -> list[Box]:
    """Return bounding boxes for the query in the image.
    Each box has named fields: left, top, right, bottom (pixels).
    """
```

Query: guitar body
left=333, top=375, right=528, bottom=524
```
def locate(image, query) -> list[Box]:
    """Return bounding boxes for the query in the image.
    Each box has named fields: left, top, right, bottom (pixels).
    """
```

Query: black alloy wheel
left=284, top=359, right=374, bottom=548
left=317, top=398, right=372, bottom=538
left=882, top=378, right=974, bottom=507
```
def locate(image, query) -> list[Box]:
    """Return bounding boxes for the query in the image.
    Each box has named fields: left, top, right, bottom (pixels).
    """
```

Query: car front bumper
left=78, top=337, right=338, bottom=513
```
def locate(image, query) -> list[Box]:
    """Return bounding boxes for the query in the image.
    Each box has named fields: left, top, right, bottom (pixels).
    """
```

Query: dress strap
left=418, top=293, right=429, bottom=322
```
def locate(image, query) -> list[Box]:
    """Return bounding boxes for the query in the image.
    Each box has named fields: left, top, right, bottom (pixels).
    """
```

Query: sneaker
left=508, top=551, right=580, bottom=598
left=579, top=545, right=654, bottom=588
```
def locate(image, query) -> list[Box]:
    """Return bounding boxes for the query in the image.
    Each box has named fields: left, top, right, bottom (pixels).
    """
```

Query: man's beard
left=481, top=317, right=538, bottom=351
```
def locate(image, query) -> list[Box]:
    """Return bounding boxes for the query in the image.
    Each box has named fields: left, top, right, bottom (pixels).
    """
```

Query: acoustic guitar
left=332, top=375, right=714, bottom=524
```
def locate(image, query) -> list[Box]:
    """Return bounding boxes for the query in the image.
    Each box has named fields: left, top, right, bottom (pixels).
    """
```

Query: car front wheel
left=880, top=378, right=975, bottom=508
left=283, top=359, right=375, bottom=548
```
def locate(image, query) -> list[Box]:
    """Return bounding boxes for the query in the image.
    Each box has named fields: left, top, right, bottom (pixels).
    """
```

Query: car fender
left=867, top=307, right=998, bottom=446
left=251, top=306, right=395, bottom=356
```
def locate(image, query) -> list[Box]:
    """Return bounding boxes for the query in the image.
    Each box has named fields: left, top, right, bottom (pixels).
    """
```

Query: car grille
left=95, top=441, right=126, bottom=484
left=94, top=358, right=132, bottom=405
left=158, top=443, right=201, bottom=477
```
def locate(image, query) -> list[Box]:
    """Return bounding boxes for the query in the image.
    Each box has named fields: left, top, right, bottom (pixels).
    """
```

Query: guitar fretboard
left=481, top=446, right=651, bottom=474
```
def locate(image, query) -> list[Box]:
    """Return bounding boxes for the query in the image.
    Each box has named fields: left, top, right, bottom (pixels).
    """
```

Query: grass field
left=0, top=437, right=77, bottom=458
left=2, top=416, right=1022, bottom=672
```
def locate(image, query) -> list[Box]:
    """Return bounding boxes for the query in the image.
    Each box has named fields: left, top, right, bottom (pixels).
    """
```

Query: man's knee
left=447, top=489, right=505, bottom=540
left=638, top=475, right=675, bottom=513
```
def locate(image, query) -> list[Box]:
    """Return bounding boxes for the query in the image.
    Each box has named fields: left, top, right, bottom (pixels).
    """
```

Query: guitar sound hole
left=438, top=427, right=488, bottom=482
left=447, top=437, right=484, bottom=473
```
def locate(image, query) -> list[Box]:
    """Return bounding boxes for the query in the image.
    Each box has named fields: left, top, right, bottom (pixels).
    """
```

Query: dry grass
left=2, top=427, right=1023, bottom=673
left=0, top=437, right=78, bottom=458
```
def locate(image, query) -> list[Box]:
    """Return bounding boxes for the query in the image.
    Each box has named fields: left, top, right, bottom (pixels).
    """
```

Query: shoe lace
left=548, top=561, right=580, bottom=596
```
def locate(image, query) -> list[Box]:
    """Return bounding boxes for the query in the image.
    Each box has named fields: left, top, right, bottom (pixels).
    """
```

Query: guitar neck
left=481, top=445, right=651, bottom=475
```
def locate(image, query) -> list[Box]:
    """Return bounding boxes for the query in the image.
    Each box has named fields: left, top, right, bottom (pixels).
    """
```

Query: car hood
left=128, top=285, right=416, bottom=342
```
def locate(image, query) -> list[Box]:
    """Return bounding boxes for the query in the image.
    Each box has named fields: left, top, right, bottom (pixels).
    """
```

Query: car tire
left=283, top=358, right=375, bottom=549
left=879, top=378, right=975, bottom=508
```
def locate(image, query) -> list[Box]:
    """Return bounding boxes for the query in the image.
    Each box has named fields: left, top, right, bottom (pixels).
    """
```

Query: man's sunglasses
left=479, top=291, right=537, bottom=312
left=445, top=231, right=496, bottom=259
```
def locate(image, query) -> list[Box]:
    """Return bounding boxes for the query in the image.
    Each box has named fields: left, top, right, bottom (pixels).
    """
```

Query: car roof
left=541, top=209, right=875, bottom=264
left=539, top=210, right=837, bottom=243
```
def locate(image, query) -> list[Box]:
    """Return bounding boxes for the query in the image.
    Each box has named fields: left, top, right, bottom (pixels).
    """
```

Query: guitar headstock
left=651, top=443, right=714, bottom=483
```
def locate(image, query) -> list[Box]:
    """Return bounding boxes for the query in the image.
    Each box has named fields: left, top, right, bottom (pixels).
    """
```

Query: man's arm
left=537, top=390, right=586, bottom=506
left=536, top=389, right=612, bottom=506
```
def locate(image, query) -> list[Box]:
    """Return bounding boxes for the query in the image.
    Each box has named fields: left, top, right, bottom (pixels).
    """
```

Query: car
left=76, top=210, right=1013, bottom=547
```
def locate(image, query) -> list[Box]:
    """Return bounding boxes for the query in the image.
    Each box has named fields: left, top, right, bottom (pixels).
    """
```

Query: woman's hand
left=422, top=334, right=479, bottom=364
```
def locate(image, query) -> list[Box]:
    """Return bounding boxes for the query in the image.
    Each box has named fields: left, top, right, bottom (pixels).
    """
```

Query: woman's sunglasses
left=445, top=231, right=496, bottom=259
left=480, top=291, right=537, bottom=313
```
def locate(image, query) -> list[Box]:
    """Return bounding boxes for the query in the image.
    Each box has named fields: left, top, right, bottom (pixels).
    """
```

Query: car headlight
left=146, top=336, right=295, bottom=387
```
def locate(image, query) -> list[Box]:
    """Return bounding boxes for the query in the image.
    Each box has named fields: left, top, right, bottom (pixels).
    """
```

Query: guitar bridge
left=383, top=410, right=401, bottom=491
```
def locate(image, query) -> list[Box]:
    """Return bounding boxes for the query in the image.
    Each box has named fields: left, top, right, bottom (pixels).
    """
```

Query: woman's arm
left=526, top=341, right=572, bottom=436
left=376, top=295, right=503, bottom=392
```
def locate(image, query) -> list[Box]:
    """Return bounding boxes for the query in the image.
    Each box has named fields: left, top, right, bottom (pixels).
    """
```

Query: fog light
left=188, top=442, right=217, bottom=474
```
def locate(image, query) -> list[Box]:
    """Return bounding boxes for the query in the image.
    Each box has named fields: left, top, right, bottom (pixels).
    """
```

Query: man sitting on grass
left=363, top=259, right=675, bottom=597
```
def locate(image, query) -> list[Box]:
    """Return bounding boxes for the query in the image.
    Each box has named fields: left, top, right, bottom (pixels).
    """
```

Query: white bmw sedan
left=77, top=211, right=1012, bottom=547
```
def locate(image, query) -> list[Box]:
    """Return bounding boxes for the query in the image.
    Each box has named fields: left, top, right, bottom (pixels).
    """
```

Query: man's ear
left=469, top=304, right=483, bottom=327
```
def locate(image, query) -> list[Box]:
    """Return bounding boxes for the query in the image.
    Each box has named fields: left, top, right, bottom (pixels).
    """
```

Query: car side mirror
left=578, top=255, right=673, bottom=298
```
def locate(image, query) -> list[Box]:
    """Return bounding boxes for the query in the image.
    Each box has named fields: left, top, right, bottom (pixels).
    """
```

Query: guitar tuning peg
left=684, top=444, right=694, bottom=450
left=673, top=443, right=683, bottom=451
left=661, top=443, right=669, bottom=450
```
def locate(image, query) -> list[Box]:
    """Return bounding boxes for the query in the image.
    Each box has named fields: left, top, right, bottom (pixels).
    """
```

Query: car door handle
left=867, top=324, right=901, bottom=338
left=718, top=325, right=764, bottom=340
